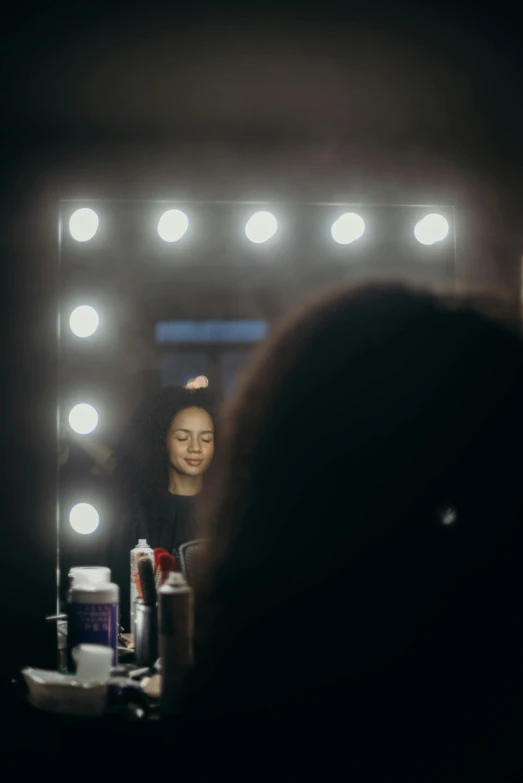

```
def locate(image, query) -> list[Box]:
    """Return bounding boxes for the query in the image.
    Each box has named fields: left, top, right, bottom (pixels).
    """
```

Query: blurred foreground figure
left=179, top=284, right=523, bottom=775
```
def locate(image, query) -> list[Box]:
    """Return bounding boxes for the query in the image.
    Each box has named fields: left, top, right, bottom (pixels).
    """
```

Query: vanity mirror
left=56, top=199, right=456, bottom=611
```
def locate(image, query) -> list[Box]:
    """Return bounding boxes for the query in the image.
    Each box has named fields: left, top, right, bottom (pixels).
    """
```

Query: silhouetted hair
left=184, top=283, right=523, bottom=769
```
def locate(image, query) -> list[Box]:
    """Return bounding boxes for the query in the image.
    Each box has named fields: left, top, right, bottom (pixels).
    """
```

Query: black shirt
left=136, top=492, right=199, bottom=554
left=108, top=492, right=199, bottom=630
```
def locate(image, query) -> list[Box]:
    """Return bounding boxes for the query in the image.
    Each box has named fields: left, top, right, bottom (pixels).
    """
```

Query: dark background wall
left=2, top=2, right=523, bottom=674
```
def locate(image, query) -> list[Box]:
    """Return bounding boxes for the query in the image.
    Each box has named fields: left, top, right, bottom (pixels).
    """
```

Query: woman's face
left=166, top=406, right=215, bottom=477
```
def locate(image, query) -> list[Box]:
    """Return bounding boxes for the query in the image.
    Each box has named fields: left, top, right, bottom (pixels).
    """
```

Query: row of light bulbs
left=64, top=205, right=452, bottom=534
left=67, top=207, right=451, bottom=246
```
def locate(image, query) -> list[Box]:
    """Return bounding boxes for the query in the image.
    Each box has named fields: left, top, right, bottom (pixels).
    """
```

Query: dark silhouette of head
left=183, top=284, right=523, bottom=770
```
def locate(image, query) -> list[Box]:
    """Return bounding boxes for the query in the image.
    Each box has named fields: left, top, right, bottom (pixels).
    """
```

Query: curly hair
left=112, top=385, right=216, bottom=508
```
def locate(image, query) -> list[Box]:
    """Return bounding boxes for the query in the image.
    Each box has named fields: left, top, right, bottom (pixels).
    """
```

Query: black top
left=135, top=492, right=198, bottom=554
left=108, top=492, right=199, bottom=630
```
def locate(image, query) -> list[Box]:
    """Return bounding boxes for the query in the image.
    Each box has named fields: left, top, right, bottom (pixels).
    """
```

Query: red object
left=153, top=547, right=169, bottom=570
left=133, top=571, right=143, bottom=601
left=157, top=552, right=177, bottom=586
left=153, top=548, right=170, bottom=590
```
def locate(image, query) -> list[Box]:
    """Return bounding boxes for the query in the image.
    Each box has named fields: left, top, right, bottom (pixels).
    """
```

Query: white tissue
left=22, top=668, right=108, bottom=717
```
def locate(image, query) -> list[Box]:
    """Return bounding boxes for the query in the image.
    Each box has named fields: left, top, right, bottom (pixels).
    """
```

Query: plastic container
left=68, top=566, right=111, bottom=588
left=67, top=582, right=120, bottom=669
left=58, top=567, right=112, bottom=673
left=73, top=644, right=113, bottom=683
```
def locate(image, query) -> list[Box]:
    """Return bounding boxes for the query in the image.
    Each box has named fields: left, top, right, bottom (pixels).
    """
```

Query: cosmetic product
left=68, top=566, right=111, bottom=588
left=135, top=557, right=158, bottom=667
left=56, top=567, right=112, bottom=673
left=67, top=582, right=120, bottom=669
left=73, top=644, right=113, bottom=683
left=130, top=539, right=153, bottom=638
left=158, top=572, right=193, bottom=715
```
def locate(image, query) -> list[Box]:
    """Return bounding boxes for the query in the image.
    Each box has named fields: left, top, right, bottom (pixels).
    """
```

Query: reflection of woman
left=109, top=384, right=216, bottom=627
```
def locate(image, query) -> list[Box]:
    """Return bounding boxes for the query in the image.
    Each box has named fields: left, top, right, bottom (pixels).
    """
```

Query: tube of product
left=130, top=539, right=153, bottom=639
left=158, top=572, right=194, bottom=715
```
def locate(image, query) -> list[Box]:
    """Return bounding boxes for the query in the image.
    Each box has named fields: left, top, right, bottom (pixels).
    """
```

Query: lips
left=185, top=459, right=203, bottom=467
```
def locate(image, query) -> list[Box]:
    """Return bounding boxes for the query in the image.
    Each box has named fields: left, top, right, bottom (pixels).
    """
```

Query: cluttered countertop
left=14, top=540, right=194, bottom=725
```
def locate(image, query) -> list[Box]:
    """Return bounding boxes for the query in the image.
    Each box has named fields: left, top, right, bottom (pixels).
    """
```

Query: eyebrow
left=174, top=428, right=214, bottom=434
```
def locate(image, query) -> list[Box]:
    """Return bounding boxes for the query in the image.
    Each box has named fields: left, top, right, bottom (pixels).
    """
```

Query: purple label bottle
left=67, top=582, right=120, bottom=669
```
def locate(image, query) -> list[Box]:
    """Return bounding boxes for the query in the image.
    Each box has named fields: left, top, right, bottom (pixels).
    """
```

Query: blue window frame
left=155, top=320, right=268, bottom=344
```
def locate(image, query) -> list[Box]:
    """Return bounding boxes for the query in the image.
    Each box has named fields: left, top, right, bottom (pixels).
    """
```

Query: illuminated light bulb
left=245, top=211, right=278, bottom=244
left=68, top=403, right=98, bottom=435
left=69, top=208, right=99, bottom=242
left=69, top=503, right=100, bottom=535
left=69, top=306, right=99, bottom=338
left=331, top=213, right=365, bottom=245
left=414, top=214, right=450, bottom=245
left=441, top=507, right=458, bottom=526
left=157, top=209, right=189, bottom=242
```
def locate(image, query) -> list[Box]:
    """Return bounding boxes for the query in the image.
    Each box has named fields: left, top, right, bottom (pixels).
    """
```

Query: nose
left=188, top=440, right=202, bottom=453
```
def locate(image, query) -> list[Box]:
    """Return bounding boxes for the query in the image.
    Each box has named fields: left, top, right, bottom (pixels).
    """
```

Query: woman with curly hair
left=109, top=382, right=216, bottom=627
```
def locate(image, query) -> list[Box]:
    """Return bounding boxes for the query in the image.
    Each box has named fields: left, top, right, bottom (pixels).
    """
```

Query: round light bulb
left=69, top=306, right=99, bottom=338
left=157, top=209, right=189, bottom=242
left=68, top=403, right=99, bottom=435
left=331, top=213, right=366, bottom=245
left=69, top=209, right=99, bottom=242
left=414, top=214, right=450, bottom=246
left=69, top=503, right=100, bottom=535
left=245, top=211, right=278, bottom=244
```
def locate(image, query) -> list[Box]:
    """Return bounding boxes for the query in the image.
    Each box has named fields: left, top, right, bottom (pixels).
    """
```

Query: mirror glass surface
left=57, top=199, right=456, bottom=607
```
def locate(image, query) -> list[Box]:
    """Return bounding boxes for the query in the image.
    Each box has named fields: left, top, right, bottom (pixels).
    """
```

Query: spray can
left=130, top=539, right=153, bottom=639
left=158, top=572, right=194, bottom=715
left=67, top=582, right=120, bottom=669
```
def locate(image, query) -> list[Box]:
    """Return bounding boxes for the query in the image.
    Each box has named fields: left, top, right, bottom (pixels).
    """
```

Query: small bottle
left=158, top=572, right=194, bottom=716
left=130, top=539, right=153, bottom=639
left=67, top=582, right=120, bottom=670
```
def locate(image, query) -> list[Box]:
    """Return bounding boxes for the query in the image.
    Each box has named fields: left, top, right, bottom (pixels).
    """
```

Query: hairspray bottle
left=158, top=572, right=194, bottom=716
left=130, top=539, right=153, bottom=639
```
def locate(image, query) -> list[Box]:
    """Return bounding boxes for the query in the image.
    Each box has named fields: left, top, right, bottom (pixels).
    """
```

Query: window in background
left=155, top=320, right=268, bottom=344
left=159, top=351, right=210, bottom=388
left=156, top=321, right=268, bottom=395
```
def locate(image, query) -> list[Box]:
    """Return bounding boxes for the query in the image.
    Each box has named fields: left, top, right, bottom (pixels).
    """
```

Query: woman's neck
left=167, top=469, right=202, bottom=496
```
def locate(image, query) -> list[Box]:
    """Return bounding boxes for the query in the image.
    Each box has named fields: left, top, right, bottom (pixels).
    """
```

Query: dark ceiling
left=4, top=6, right=522, bottom=157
